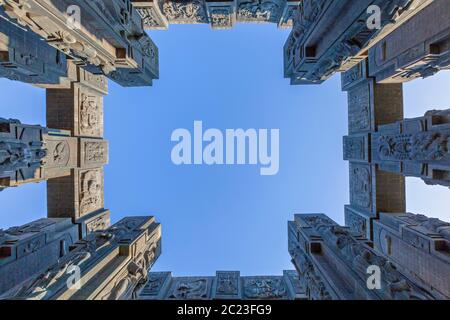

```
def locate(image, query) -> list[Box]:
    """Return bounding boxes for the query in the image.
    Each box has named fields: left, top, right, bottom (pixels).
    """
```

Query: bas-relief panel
left=79, top=169, right=104, bottom=216
left=78, top=90, right=103, bottom=138
left=349, top=163, right=373, bottom=214
left=242, top=277, right=289, bottom=299
left=166, top=277, right=213, bottom=300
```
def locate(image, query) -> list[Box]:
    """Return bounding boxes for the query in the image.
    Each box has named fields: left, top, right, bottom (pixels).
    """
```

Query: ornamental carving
left=377, top=132, right=449, bottom=162
left=210, top=8, right=232, bottom=29
left=79, top=170, right=103, bottom=215
left=167, top=278, right=210, bottom=299
left=79, top=93, right=102, bottom=137
left=85, top=142, right=106, bottom=164
left=237, top=0, right=280, bottom=22
left=216, top=272, right=239, bottom=296
left=163, top=1, right=208, bottom=23
left=0, top=140, right=45, bottom=174
left=350, top=165, right=372, bottom=210
left=243, top=277, right=287, bottom=299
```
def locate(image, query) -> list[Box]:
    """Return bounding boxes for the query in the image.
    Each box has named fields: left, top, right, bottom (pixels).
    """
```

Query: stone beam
left=1, top=0, right=159, bottom=87
left=138, top=270, right=306, bottom=300
left=0, top=118, right=78, bottom=189
left=132, top=0, right=301, bottom=30
left=0, top=216, right=162, bottom=300
left=372, top=109, right=450, bottom=187
left=284, top=0, right=433, bottom=85
left=288, top=214, right=437, bottom=299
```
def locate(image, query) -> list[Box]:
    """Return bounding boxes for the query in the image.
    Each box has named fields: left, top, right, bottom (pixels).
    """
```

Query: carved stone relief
left=167, top=278, right=212, bottom=299
left=376, top=132, right=449, bottom=162
left=350, top=164, right=372, bottom=211
left=215, top=271, right=239, bottom=297
left=79, top=169, right=103, bottom=216
left=79, top=92, right=102, bottom=137
left=162, top=1, right=208, bottom=23
left=237, top=0, right=281, bottom=23
left=242, top=277, right=288, bottom=299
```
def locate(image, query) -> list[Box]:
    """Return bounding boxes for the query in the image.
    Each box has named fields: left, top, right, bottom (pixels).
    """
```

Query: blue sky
left=0, top=24, right=449, bottom=276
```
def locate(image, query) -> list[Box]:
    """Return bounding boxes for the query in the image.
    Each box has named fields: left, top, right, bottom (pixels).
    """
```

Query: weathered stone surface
left=289, top=214, right=438, bottom=300
left=0, top=218, right=79, bottom=295
left=1, top=0, right=159, bottom=87
left=284, top=0, right=433, bottom=85
left=373, top=212, right=450, bottom=299
left=1, top=216, right=161, bottom=300
left=0, top=7, right=68, bottom=86
left=0, top=119, right=78, bottom=188
left=133, top=0, right=300, bottom=30
left=138, top=270, right=304, bottom=300
left=369, top=0, right=450, bottom=83
left=372, top=109, right=450, bottom=187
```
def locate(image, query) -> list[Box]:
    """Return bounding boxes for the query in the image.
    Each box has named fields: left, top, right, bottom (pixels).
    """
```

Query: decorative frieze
left=138, top=270, right=302, bottom=300
left=237, top=0, right=282, bottom=23
left=206, top=2, right=235, bottom=30
left=372, top=109, right=450, bottom=187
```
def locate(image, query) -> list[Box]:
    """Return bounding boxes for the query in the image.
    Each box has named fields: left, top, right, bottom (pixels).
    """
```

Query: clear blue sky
left=0, top=24, right=449, bottom=276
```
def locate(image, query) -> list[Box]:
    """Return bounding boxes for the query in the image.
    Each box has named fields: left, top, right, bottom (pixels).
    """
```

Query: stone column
left=373, top=212, right=450, bottom=299
left=284, top=0, right=433, bottom=85
left=0, top=118, right=78, bottom=189
left=0, top=216, right=162, bottom=300
left=0, top=218, right=79, bottom=295
left=46, top=68, right=110, bottom=237
left=342, top=60, right=406, bottom=240
left=288, top=214, right=436, bottom=300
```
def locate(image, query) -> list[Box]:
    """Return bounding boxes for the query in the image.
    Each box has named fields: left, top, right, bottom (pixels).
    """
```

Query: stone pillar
left=368, top=0, right=450, bottom=83
left=0, top=216, right=162, bottom=300
left=0, top=118, right=78, bottom=189
left=288, top=214, right=436, bottom=300
left=342, top=60, right=406, bottom=240
left=0, top=218, right=79, bottom=295
left=284, top=0, right=433, bottom=85
left=373, top=212, right=450, bottom=299
left=46, top=68, right=110, bottom=237
left=2, top=0, right=159, bottom=87
left=371, top=109, right=450, bottom=187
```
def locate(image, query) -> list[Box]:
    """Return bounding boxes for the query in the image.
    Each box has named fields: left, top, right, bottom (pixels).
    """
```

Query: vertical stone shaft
left=342, top=60, right=406, bottom=240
